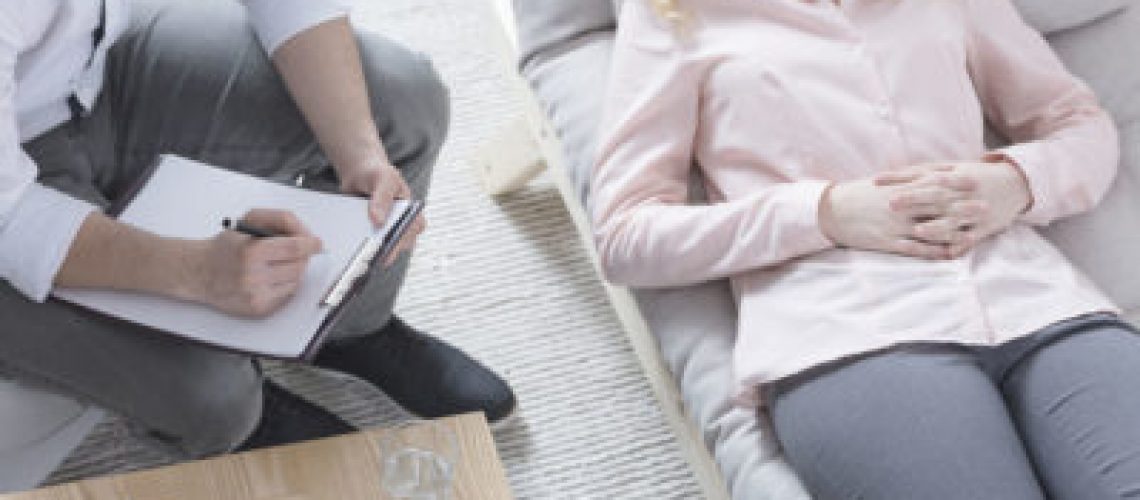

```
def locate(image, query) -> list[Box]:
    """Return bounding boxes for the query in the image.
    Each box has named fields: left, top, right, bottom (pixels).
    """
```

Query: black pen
left=222, top=218, right=283, bottom=238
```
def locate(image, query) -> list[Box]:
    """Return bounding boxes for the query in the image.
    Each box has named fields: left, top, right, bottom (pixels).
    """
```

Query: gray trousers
left=0, top=0, right=447, bottom=457
left=769, top=313, right=1140, bottom=500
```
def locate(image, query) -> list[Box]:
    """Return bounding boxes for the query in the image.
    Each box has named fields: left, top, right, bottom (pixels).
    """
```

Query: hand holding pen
left=190, top=209, right=324, bottom=318
left=222, top=217, right=287, bottom=238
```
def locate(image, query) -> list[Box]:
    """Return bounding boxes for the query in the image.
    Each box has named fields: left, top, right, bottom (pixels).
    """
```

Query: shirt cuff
left=0, top=184, right=96, bottom=302
left=761, top=179, right=836, bottom=257
left=989, top=143, right=1053, bottom=226
left=243, top=0, right=352, bottom=55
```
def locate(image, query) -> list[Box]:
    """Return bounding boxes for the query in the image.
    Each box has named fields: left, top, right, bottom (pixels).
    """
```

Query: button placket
left=824, top=0, right=911, bottom=159
left=846, top=34, right=911, bottom=156
left=953, top=256, right=994, bottom=343
left=876, top=103, right=892, bottom=120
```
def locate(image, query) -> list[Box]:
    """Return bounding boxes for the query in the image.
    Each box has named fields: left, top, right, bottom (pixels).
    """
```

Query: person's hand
left=875, top=160, right=1031, bottom=257
left=190, top=209, right=324, bottom=317
left=819, top=179, right=963, bottom=260
left=337, top=160, right=426, bottom=267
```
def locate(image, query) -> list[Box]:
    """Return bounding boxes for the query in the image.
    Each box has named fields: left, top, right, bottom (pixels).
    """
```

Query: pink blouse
left=591, top=0, right=1121, bottom=406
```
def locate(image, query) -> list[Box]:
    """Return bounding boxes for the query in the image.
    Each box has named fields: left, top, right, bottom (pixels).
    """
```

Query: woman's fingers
left=874, top=170, right=923, bottom=186
left=890, top=186, right=972, bottom=215
left=911, top=218, right=959, bottom=244
left=947, top=199, right=988, bottom=223
left=931, top=173, right=978, bottom=192
left=947, top=238, right=977, bottom=259
left=874, top=165, right=958, bottom=186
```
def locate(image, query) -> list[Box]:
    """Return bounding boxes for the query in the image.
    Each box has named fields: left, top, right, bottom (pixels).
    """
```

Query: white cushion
left=635, top=284, right=811, bottom=499
left=523, top=35, right=614, bottom=207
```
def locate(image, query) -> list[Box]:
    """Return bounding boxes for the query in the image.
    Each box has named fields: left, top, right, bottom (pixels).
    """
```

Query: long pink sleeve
left=590, top=3, right=833, bottom=288
left=965, top=0, right=1120, bottom=226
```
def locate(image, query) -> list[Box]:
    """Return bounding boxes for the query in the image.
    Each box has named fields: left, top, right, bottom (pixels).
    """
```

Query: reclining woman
left=592, top=0, right=1137, bottom=498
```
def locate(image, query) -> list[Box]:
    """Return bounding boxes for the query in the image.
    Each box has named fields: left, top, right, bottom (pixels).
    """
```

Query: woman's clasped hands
left=819, top=159, right=1033, bottom=260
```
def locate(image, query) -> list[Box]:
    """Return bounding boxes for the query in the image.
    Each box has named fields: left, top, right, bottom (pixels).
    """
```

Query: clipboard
left=307, top=198, right=422, bottom=359
left=53, top=155, right=423, bottom=361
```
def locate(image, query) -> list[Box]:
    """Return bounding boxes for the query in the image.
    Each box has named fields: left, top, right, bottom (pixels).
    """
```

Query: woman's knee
left=771, top=348, right=1045, bottom=500
left=1004, top=324, right=1140, bottom=500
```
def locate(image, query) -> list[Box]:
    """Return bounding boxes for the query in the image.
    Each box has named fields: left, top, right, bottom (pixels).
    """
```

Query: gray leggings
left=769, top=313, right=1140, bottom=500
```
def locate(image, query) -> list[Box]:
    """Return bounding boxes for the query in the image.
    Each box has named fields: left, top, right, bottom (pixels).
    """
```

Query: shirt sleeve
left=964, top=0, right=1120, bottom=227
left=590, top=2, right=833, bottom=289
left=0, top=8, right=96, bottom=302
left=241, top=0, right=352, bottom=55
left=0, top=184, right=96, bottom=302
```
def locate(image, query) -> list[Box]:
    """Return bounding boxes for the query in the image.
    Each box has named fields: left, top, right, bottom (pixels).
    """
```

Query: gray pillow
left=513, top=0, right=615, bottom=72
left=1013, top=0, right=1128, bottom=33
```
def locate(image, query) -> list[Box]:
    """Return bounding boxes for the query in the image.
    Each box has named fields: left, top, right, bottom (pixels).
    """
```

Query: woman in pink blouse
left=593, top=0, right=1138, bottom=497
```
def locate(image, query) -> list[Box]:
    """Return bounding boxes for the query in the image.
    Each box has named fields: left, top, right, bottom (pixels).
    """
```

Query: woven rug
left=46, top=1, right=705, bottom=498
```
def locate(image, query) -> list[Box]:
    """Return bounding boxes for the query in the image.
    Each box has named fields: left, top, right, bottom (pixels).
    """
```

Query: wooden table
left=3, top=413, right=513, bottom=500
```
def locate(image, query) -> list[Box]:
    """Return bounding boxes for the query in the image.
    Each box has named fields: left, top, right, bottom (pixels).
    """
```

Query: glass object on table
left=377, top=420, right=460, bottom=500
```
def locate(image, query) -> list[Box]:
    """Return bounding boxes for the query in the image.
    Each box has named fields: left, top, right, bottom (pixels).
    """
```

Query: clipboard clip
left=320, top=235, right=382, bottom=308
left=318, top=201, right=422, bottom=309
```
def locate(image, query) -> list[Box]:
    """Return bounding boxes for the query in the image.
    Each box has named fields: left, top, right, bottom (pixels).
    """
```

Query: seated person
left=592, top=0, right=1135, bottom=498
left=0, top=0, right=515, bottom=458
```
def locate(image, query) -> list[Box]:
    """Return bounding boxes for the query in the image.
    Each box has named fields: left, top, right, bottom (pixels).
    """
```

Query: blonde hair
left=649, top=0, right=686, bottom=25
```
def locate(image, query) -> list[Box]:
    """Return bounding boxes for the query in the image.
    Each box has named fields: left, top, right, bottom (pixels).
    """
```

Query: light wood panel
left=3, top=413, right=512, bottom=500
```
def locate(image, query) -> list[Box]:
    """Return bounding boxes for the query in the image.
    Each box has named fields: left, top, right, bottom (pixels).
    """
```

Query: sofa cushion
left=1039, top=5, right=1140, bottom=314
left=513, top=3, right=1140, bottom=499
left=513, top=0, right=615, bottom=72
left=523, top=35, right=614, bottom=207
left=1013, top=0, right=1127, bottom=34
left=635, top=283, right=812, bottom=499
left=0, top=378, right=104, bottom=492
left=513, top=0, right=1126, bottom=54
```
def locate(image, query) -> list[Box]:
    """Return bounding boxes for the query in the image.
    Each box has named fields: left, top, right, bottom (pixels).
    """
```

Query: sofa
left=511, top=0, right=1140, bottom=498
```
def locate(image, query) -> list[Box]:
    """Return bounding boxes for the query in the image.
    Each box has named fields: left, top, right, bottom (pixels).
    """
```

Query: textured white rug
left=46, top=1, right=705, bottom=498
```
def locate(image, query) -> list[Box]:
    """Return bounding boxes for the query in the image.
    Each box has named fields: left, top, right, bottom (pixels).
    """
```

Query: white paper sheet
left=53, top=155, right=411, bottom=359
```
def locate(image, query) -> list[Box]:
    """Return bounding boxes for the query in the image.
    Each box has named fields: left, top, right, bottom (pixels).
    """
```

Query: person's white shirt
left=0, top=0, right=350, bottom=302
